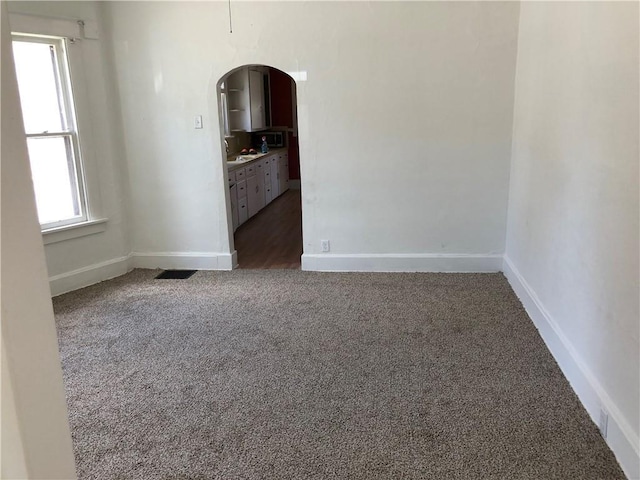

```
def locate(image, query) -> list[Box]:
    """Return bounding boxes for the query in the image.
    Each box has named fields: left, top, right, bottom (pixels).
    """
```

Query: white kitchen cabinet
left=236, top=179, right=247, bottom=200
left=278, top=153, right=289, bottom=194
left=271, top=158, right=280, bottom=198
left=237, top=195, right=248, bottom=225
left=227, top=149, right=286, bottom=227
left=263, top=156, right=273, bottom=205
left=225, top=67, right=267, bottom=133
left=249, top=70, right=265, bottom=131
left=234, top=168, right=248, bottom=228
left=229, top=183, right=239, bottom=231
left=247, top=171, right=263, bottom=218
left=264, top=181, right=273, bottom=205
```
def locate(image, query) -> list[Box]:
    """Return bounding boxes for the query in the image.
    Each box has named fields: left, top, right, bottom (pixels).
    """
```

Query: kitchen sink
left=227, top=153, right=266, bottom=165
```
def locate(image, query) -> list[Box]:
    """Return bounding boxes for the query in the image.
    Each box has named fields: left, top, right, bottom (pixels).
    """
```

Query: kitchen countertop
left=226, top=148, right=286, bottom=171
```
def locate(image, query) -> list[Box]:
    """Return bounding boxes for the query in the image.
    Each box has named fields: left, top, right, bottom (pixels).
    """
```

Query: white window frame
left=10, top=13, right=107, bottom=242
left=12, top=33, right=89, bottom=230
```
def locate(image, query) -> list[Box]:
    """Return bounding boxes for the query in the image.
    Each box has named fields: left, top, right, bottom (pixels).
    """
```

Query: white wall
left=504, top=2, right=639, bottom=478
left=104, top=1, right=520, bottom=272
left=0, top=2, right=77, bottom=477
left=7, top=1, right=132, bottom=295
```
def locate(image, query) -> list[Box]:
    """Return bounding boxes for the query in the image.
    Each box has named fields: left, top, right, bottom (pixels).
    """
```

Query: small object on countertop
left=240, top=148, right=248, bottom=155
left=261, top=136, right=269, bottom=154
left=249, top=148, right=257, bottom=154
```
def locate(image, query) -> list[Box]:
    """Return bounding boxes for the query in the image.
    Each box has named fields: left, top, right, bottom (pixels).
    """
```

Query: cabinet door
left=229, top=184, right=239, bottom=231
left=279, top=154, right=289, bottom=193
left=237, top=195, right=248, bottom=225
left=249, top=70, right=265, bottom=131
left=255, top=160, right=266, bottom=211
left=236, top=179, right=247, bottom=200
left=247, top=174, right=261, bottom=218
left=265, top=182, right=272, bottom=205
left=271, top=158, right=280, bottom=198
left=263, top=168, right=272, bottom=205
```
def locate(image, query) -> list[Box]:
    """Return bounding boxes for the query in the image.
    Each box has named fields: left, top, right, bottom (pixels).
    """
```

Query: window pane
left=27, top=136, right=82, bottom=225
left=12, top=40, right=67, bottom=134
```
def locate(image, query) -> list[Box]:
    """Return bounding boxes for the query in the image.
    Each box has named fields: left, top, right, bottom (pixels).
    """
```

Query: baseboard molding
left=130, top=251, right=235, bottom=271
left=503, top=256, right=639, bottom=480
left=301, top=253, right=503, bottom=272
left=48, top=255, right=132, bottom=297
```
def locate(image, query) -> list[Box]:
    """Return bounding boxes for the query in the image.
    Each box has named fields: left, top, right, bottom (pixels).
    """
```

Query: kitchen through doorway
left=218, top=65, right=302, bottom=269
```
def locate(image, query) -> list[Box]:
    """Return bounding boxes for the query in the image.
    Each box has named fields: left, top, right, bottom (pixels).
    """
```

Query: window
left=12, top=34, right=87, bottom=229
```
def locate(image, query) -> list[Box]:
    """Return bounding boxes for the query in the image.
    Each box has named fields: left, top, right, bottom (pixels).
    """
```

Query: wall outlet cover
left=321, top=240, right=330, bottom=252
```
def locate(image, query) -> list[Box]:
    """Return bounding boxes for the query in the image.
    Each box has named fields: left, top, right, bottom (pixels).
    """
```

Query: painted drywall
left=104, top=1, right=519, bottom=270
left=0, top=2, right=77, bottom=476
left=7, top=1, right=132, bottom=294
left=505, top=2, right=639, bottom=477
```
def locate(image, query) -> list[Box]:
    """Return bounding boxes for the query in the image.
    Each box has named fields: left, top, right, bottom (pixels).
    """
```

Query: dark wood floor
left=234, top=189, right=302, bottom=269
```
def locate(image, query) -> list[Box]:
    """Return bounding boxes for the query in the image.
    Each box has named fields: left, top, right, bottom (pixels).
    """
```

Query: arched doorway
left=217, top=65, right=302, bottom=269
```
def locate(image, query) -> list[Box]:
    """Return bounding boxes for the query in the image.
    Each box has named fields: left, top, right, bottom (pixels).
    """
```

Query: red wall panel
left=269, top=68, right=300, bottom=180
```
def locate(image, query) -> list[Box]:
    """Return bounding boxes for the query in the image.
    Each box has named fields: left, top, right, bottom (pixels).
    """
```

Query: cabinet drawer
left=228, top=171, right=236, bottom=185
left=245, top=164, right=256, bottom=177
left=235, top=168, right=246, bottom=181
left=236, top=179, right=247, bottom=198
left=237, top=196, right=248, bottom=225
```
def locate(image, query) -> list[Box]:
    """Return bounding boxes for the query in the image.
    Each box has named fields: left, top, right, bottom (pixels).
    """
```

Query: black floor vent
left=155, top=270, right=197, bottom=280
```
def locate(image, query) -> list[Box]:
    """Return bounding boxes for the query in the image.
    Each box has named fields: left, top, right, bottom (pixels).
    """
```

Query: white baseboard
left=503, top=256, right=639, bottom=480
left=229, top=250, right=239, bottom=269
left=48, top=255, right=132, bottom=297
left=130, top=251, right=235, bottom=271
left=301, top=253, right=503, bottom=272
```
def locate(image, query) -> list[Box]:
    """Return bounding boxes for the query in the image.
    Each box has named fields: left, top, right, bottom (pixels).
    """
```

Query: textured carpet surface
left=53, top=269, right=625, bottom=480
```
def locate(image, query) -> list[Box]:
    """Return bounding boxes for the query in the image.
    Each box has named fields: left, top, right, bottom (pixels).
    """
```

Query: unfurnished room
left=1, top=1, right=638, bottom=479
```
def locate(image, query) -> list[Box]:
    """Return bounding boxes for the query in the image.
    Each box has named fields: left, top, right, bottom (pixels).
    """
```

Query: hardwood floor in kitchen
left=234, top=189, right=302, bottom=269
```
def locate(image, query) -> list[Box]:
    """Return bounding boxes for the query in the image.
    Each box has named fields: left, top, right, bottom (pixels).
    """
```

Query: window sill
left=42, top=218, right=108, bottom=245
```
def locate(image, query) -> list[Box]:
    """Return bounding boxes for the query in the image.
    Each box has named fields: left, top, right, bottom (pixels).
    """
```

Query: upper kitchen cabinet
left=225, top=67, right=269, bottom=133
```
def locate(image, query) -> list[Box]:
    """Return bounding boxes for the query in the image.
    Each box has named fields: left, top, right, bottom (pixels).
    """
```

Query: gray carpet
left=53, top=269, right=626, bottom=480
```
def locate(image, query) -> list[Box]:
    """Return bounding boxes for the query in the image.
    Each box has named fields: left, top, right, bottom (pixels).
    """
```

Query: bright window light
left=12, top=34, right=87, bottom=229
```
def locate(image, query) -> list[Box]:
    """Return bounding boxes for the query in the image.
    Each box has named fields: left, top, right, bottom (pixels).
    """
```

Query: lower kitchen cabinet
left=228, top=149, right=290, bottom=230
left=237, top=195, right=248, bottom=225
left=229, top=183, right=239, bottom=231
left=233, top=170, right=248, bottom=230
left=278, top=153, right=289, bottom=193
left=247, top=173, right=263, bottom=218
left=263, top=157, right=273, bottom=205
left=270, top=159, right=280, bottom=198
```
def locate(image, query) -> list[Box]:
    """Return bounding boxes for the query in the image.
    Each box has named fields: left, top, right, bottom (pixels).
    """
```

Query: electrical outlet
left=599, top=408, right=609, bottom=438
left=194, top=115, right=203, bottom=129
left=321, top=240, right=330, bottom=252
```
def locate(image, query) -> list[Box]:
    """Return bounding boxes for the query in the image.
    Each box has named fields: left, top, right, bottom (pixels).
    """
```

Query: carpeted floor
left=53, top=269, right=626, bottom=480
